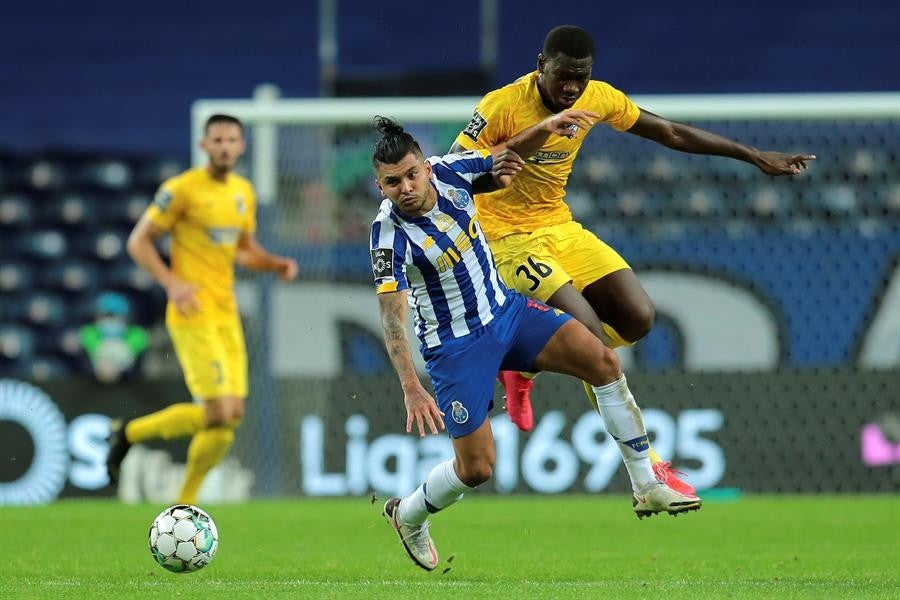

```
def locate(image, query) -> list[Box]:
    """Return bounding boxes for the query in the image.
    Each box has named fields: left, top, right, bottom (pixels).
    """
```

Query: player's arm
left=127, top=215, right=199, bottom=316
left=377, top=290, right=444, bottom=436
left=235, top=232, right=298, bottom=282
left=627, top=109, right=815, bottom=175
left=453, top=109, right=597, bottom=193
left=500, top=109, right=600, bottom=158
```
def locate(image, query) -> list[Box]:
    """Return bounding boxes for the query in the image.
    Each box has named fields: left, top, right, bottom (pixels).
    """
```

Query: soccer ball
left=148, top=504, right=218, bottom=573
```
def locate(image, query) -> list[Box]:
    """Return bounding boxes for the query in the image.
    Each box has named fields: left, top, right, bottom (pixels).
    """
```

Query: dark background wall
left=1, top=0, right=898, bottom=158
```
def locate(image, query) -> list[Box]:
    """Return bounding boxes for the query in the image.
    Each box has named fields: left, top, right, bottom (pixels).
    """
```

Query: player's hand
left=542, top=109, right=601, bottom=139
left=491, top=148, right=524, bottom=188
left=274, top=257, right=298, bottom=282
left=166, top=278, right=200, bottom=316
left=402, top=382, right=445, bottom=437
left=754, top=151, right=816, bottom=176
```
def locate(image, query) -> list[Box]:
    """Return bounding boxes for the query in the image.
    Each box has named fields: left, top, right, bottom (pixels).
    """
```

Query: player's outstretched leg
left=383, top=497, right=439, bottom=571
left=591, top=375, right=702, bottom=518
left=498, top=370, right=535, bottom=431
left=106, top=419, right=132, bottom=485
left=582, top=380, right=698, bottom=498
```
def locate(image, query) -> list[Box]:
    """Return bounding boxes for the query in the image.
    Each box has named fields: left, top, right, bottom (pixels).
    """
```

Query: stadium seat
left=100, top=192, right=148, bottom=226
left=42, top=192, right=99, bottom=227
left=27, top=355, right=74, bottom=381
left=135, top=157, right=185, bottom=189
left=13, top=229, right=68, bottom=260
left=35, top=326, right=84, bottom=358
left=24, top=158, right=67, bottom=191
left=78, top=158, right=134, bottom=191
left=0, top=325, right=35, bottom=362
left=76, top=229, right=129, bottom=261
left=801, top=185, right=859, bottom=220
left=0, top=261, right=34, bottom=293
left=671, top=185, right=727, bottom=219
left=0, top=193, right=35, bottom=227
left=103, top=261, right=155, bottom=292
left=40, top=260, right=100, bottom=294
left=20, top=293, right=68, bottom=327
left=740, top=185, right=796, bottom=220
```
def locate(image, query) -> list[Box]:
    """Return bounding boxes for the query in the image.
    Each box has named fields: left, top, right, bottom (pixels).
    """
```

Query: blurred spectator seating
left=0, top=151, right=183, bottom=379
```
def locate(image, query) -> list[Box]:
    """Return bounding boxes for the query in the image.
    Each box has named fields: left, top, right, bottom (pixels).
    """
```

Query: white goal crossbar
left=191, top=85, right=900, bottom=204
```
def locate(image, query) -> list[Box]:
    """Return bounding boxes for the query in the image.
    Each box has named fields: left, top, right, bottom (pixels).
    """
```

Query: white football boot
left=383, top=497, right=439, bottom=571
left=633, top=481, right=702, bottom=519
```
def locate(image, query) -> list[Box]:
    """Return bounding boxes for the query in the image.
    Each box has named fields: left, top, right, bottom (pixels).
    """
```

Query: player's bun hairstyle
left=372, top=116, right=423, bottom=166
left=204, top=113, right=244, bottom=133
left=543, top=25, right=595, bottom=60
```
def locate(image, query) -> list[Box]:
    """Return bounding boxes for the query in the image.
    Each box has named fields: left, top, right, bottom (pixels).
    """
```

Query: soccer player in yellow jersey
left=105, top=114, right=298, bottom=505
left=452, top=25, right=814, bottom=495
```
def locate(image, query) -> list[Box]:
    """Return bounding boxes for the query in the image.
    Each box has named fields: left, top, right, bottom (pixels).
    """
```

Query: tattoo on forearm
left=379, top=294, right=416, bottom=378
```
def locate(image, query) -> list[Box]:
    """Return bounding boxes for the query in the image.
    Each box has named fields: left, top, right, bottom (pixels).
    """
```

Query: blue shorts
left=423, top=292, right=571, bottom=438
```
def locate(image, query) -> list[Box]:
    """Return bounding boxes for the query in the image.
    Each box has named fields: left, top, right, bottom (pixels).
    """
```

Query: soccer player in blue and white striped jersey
left=370, top=117, right=700, bottom=572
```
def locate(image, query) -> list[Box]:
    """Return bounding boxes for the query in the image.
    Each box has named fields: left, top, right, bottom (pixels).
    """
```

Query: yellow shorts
left=168, top=318, right=248, bottom=400
left=489, top=221, right=631, bottom=302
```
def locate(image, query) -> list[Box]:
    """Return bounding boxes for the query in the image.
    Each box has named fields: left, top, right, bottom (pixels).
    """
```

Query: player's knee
left=457, top=456, right=494, bottom=487
left=621, top=301, right=655, bottom=342
left=586, top=346, right=621, bottom=386
left=203, top=397, right=243, bottom=427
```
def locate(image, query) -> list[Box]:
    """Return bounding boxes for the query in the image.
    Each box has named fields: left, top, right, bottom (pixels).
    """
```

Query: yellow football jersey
left=144, top=167, right=257, bottom=325
left=454, top=71, right=640, bottom=241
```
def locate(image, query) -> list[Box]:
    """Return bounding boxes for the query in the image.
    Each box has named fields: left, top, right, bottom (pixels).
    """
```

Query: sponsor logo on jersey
left=451, top=401, right=469, bottom=424
left=528, top=150, right=571, bottom=165
left=434, top=214, right=456, bottom=232
left=371, top=248, right=393, bottom=278
left=207, top=227, right=241, bottom=245
left=235, top=194, right=245, bottom=214
left=462, top=111, right=488, bottom=141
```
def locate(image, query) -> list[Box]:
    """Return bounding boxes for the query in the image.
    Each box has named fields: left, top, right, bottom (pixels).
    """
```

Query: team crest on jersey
left=235, top=194, right=245, bottom=214
left=371, top=248, right=393, bottom=278
left=435, top=214, right=456, bottom=232
left=450, top=401, right=469, bottom=424
left=153, top=189, right=173, bottom=211
left=462, top=111, right=488, bottom=141
left=445, top=187, right=471, bottom=209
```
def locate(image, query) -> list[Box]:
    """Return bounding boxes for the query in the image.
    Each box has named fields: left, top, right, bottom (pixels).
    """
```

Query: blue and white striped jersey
left=370, top=150, right=510, bottom=349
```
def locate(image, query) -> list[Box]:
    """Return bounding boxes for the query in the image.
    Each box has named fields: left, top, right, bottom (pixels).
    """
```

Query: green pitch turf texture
left=0, top=495, right=896, bottom=599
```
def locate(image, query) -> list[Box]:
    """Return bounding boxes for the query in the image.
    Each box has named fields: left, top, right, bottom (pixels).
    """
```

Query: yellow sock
left=125, top=403, right=205, bottom=443
left=581, top=379, right=600, bottom=412
left=601, top=322, right=632, bottom=349
left=582, top=380, right=664, bottom=464
left=177, top=426, right=236, bottom=505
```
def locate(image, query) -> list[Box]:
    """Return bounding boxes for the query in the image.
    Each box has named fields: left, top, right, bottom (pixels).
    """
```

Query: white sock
left=592, top=375, right=658, bottom=493
left=398, top=459, right=472, bottom=525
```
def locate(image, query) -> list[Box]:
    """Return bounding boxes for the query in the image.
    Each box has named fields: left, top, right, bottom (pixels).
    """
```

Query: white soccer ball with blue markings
left=148, top=504, right=218, bottom=573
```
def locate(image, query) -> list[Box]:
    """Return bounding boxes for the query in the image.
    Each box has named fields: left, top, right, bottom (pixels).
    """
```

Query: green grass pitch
left=1, top=495, right=896, bottom=599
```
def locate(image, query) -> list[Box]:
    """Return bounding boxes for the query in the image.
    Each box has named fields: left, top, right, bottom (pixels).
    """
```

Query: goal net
left=192, top=88, right=900, bottom=497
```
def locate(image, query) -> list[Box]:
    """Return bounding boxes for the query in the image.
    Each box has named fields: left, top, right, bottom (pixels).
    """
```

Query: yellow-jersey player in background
left=452, top=25, right=814, bottom=498
left=106, top=114, right=298, bottom=505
